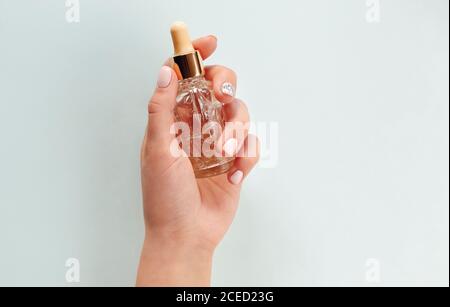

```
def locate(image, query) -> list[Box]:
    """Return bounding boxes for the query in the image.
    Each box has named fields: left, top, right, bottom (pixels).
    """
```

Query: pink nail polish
left=157, top=66, right=172, bottom=88
left=230, top=170, right=244, bottom=185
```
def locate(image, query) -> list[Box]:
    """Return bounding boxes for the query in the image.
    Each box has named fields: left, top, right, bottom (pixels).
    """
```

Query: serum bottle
left=170, top=22, right=235, bottom=178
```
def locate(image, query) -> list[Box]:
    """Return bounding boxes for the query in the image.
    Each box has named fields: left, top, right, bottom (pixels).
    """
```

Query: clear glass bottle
left=175, top=76, right=235, bottom=178
left=170, top=22, right=235, bottom=178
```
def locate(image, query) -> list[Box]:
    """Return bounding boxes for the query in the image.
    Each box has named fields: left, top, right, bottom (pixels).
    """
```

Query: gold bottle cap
left=170, top=22, right=204, bottom=80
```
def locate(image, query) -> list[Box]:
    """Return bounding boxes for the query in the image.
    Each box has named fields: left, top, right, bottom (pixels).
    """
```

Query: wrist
left=137, top=230, right=214, bottom=287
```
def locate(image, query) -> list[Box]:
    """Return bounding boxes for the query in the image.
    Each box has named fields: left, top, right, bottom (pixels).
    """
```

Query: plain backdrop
left=0, top=0, right=448, bottom=286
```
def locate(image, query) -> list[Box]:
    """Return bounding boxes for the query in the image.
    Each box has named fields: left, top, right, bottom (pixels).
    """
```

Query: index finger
left=164, top=35, right=218, bottom=67
left=192, top=35, right=217, bottom=60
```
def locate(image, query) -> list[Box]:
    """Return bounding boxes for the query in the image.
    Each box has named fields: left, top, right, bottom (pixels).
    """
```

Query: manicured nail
left=221, top=82, right=235, bottom=97
left=230, top=170, right=244, bottom=185
left=157, top=66, right=172, bottom=88
left=223, top=138, right=238, bottom=156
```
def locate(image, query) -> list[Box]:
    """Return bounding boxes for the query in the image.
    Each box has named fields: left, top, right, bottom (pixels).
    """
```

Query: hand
left=136, top=35, right=259, bottom=286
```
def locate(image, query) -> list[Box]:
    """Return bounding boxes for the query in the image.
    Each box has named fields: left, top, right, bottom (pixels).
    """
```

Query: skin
left=136, top=35, right=260, bottom=287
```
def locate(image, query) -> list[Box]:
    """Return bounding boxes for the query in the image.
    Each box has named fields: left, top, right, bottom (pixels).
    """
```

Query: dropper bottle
left=170, top=22, right=235, bottom=178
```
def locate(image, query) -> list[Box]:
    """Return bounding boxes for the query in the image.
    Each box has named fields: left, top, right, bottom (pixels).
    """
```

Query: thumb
left=147, top=66, right=178, bottom=149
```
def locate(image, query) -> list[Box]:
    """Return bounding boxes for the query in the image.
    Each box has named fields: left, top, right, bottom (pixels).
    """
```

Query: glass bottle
left=171, top=22, right=235, bottom=178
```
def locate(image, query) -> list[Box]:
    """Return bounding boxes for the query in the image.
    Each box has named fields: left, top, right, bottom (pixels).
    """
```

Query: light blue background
left=0, top=0, right=448, bottom=286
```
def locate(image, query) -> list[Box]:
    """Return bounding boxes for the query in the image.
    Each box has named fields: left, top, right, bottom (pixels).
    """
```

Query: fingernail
left=157, top=66, right=172, bottom=88
left=221, top=82, right=235, bottom=97
left=230, top=170, right=244, bottom=185
left=223, top=138, right=238, bottom=156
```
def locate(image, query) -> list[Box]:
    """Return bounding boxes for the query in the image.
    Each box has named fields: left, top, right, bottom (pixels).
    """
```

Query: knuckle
left=148, top=98, right=163, bottom=114
left=227, top=67, right=237, bottom=81
left=215, top=65, right=237, bottom=82
left=241, top=103, right=250, bottom=123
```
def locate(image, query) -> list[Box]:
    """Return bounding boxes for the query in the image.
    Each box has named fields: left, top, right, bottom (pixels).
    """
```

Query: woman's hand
left=136, top=36, right=259, bottom=286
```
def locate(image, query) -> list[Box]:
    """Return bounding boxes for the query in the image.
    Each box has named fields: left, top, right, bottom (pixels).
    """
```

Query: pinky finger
left=227, top=134, right=260, bottom=185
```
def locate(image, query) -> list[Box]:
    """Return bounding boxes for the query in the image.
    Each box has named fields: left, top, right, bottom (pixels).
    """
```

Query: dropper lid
left=170, top=22, right=204, bottom=80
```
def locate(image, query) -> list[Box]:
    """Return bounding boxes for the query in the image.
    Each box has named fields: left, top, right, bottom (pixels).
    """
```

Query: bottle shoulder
left=177, top=76, right=213, bottom=93
left=176, top=76, right=219, bottom=107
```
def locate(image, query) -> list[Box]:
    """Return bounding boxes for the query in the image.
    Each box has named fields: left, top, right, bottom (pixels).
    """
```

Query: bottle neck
left=172, top=50, right=204, bottom=80
left=179, top=75, right=204, bottom=85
